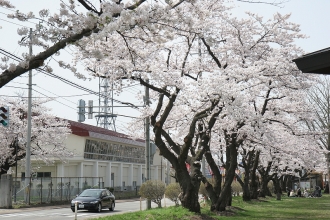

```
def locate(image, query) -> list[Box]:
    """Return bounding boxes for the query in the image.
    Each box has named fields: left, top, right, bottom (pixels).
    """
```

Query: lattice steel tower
left=95, top=74, right=116, bottom=131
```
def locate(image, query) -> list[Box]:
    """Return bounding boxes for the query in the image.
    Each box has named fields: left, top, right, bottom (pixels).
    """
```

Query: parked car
left=71, top=188, right=115, bottom=212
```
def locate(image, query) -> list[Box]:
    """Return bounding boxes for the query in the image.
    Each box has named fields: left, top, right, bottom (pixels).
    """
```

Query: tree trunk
left=179, top=163, right=202, bottom=213
left=239, top=149, right=253, bottom=201
left=258, top=177, right=270, bottom=197
left=249, top=151, right=260, bottom=199
left=258, top=165, right=273, bottom=197
left=273, top=177, right=282, bottom=200
left=203, top=145, right=222, bottom=212
left=214, top=133, right=239, bottom=211
left=227, top=190, right=232, bottom=206
left=242, top=182, right=251, bottom=201
left=237, top=172, right=251, bottom=201
left=217, top=180, right=233, bottom=211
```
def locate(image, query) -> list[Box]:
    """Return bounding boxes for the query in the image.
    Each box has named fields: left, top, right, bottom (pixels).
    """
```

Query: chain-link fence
left=11, top=177, right=103, bottom=205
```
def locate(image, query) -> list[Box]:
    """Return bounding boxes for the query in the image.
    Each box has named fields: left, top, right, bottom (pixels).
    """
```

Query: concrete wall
left=66, top=134, right=86, bottom=156
left=0, top=174, right=12, bottom=208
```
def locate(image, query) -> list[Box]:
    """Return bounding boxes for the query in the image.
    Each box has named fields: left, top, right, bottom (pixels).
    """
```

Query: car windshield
left=79, top=190, right=101, bottom=197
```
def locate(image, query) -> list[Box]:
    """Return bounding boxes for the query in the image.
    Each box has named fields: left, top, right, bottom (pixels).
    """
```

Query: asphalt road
left=0, top=199, right=175, bottom=220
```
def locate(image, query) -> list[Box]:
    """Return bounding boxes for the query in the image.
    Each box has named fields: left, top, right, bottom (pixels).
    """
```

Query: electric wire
left=0, top=10, right=38, bottom=26
left=0, top=5, right=146, bottom=130
left=32, top=88, right=77, bottom=110
left=3, top=85, right=27, bottom=90
left=0, top=94, right=29, bottom=98
left=34, top=84, right=85, bottom=105
left=0, top=47, right=140, bottom=108
left=1, top=8, right=143, bottom=101
left=0, top=17, right=30, bottom=28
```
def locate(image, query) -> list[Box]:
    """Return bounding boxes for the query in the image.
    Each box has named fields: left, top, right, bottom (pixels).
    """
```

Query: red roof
left=67, top=120, right=145, bottom=144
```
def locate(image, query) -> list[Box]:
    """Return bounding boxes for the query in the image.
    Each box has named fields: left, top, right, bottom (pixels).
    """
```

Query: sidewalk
left=0, top=198, right=141, bottom=215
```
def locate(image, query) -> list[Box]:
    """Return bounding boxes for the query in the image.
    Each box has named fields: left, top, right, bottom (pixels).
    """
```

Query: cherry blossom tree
left=71, top=0, right=320, bottom=212
left=71, top=1, right=324, bottom=212
left=0, top=0, right=320, bottom=214
left=0, top=96, right=72, bottom=176
left=306, top=75, right=330, bottom=193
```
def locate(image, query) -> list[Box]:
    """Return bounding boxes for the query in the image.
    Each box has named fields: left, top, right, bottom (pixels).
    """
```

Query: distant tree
left=306, top=75, right=330, bottom=193
left=139, top=180, right=165, bottom=208
left=0, top=96, right=72, bottom=175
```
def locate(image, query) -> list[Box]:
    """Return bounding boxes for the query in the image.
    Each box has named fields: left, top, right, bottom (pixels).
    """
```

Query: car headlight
left=90, top=200, right=98, bottom=204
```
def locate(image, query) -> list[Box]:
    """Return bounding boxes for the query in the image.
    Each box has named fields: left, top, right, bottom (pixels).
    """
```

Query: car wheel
left=109, top=201, right=115, bottom=211
left=96, top=203, right=102, bottom=213
left=71, top=208, right=75, bottom=212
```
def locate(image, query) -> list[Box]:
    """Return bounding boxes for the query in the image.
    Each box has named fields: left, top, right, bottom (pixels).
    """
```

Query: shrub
left=199, top=178, right=242, bottom=199
left=139, top=180, right=165, bottom=208
left=231, top=181, right=242, bottom=196
left=268, top=181, right=274, bottom=193
left=106, top=187, right=114, bottom=193
left=199, top=178, right=216, bottom=200
left=165, top=183, right=181, bottom=206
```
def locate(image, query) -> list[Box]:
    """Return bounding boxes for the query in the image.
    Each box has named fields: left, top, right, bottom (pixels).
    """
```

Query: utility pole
left=145, top=79, right=151, bottom=209
left=25, top=28, right=33, bottom=204
left=166, top=160, right=170, bottom=185
left=198, top=36, right=206, bottom=176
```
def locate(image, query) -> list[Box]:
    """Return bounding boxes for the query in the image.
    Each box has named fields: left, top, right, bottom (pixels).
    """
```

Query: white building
left=22, top=120, right=167, bottom=191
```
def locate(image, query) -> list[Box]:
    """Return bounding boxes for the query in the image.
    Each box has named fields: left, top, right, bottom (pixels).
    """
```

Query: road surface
left=0, top=198, right=175, bottom=220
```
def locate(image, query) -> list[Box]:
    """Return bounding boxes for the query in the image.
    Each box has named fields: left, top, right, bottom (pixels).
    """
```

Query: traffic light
left=0, top=106, right=9, bottom=127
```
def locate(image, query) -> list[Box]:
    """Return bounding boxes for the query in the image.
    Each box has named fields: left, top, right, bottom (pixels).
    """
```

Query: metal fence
left=11, top=177, right=103, bottom=205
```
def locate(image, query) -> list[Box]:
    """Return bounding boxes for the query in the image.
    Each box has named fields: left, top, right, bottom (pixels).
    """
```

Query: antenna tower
left=95, top=73, right=117, bottom=131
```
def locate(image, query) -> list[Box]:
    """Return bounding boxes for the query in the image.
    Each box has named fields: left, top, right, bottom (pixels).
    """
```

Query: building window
left=84, top=139, right=145, bottom=163
left=21, top=172, right=51, bottom=180
left=37, top=172, right=51, bottom=178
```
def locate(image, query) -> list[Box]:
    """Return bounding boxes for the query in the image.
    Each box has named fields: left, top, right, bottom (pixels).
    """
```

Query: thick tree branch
left=0, top=27, right=95, bottom=88
left=0, top=0, right=149, bottom=88
left=78, top=0, right=101, bottom=15
left=139, top=78, right=170, bottom=97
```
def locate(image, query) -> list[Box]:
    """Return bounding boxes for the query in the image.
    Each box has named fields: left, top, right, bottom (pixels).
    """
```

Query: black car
left=71, top=188, right=115, bottom=212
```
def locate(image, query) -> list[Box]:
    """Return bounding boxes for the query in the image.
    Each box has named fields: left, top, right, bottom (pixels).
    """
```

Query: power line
left=0, top=10, right=38, bottom=26
left=0, top=47, right=140, bottom=109
left=0, top=94, right=29, bottom=98
left=122, top=83, right=140, bottom=89
left=0, top=6, right=17, bottom=13
left=34, top=84, right=89, bottom=104
left=33, top=88, right=77, bottom=110
left=3, top=85, right=27, bottom=90
left=0, top=17, right=30, bottom=28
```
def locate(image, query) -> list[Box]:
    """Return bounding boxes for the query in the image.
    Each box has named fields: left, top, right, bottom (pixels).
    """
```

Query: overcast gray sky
left=0, top=0, right=329, bottom=134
